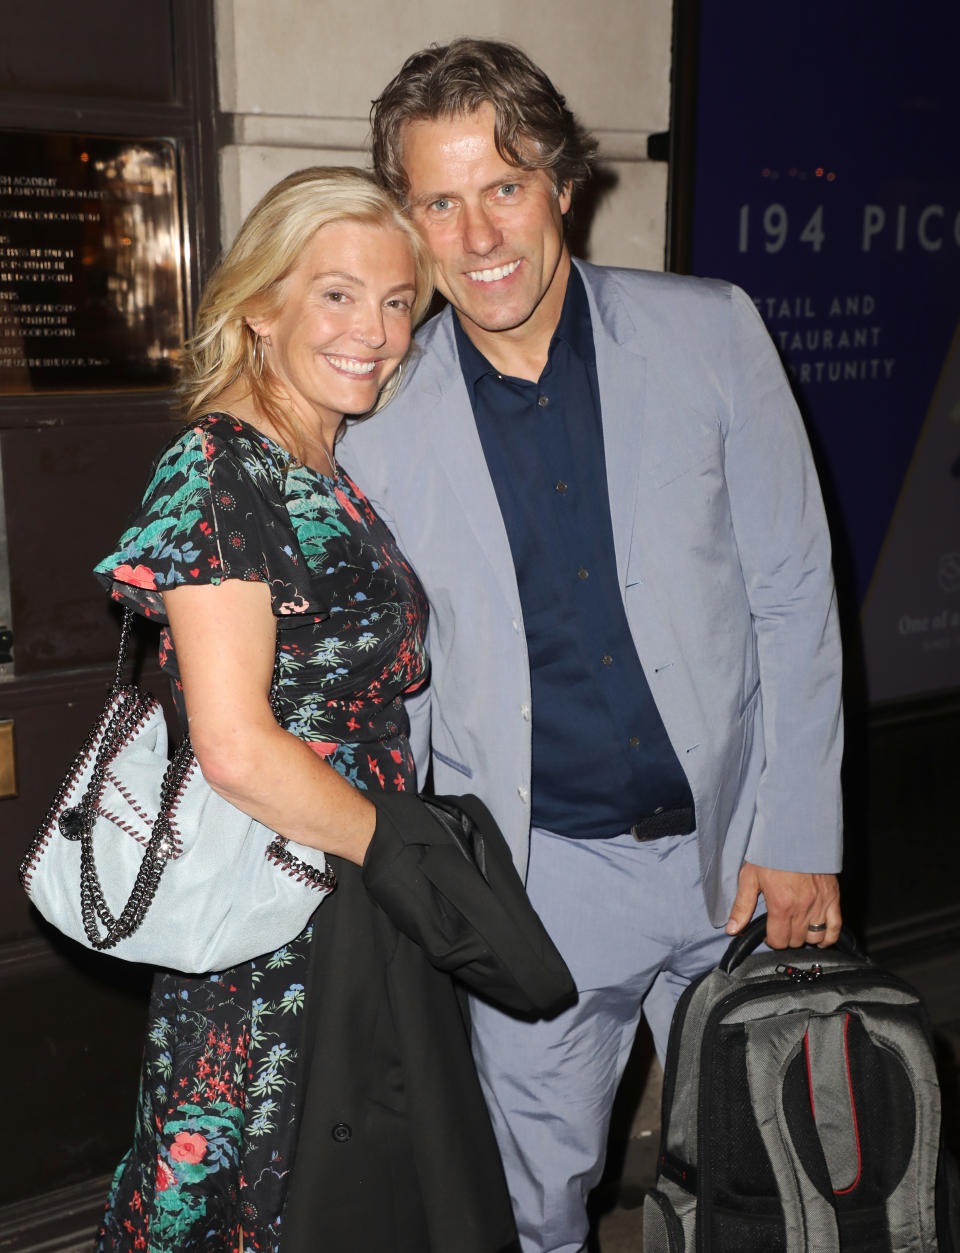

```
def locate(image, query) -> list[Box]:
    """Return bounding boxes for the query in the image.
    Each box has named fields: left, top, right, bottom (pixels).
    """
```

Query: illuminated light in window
left=815, top=167, right=824, bottom=177
left=826, top=172, right=836, bottom=182
left=80, top=152, right=89, bottom=163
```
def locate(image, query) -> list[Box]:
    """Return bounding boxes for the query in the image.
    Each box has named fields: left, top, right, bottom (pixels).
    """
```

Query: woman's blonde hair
left=179, top=166, right=433, bottom=458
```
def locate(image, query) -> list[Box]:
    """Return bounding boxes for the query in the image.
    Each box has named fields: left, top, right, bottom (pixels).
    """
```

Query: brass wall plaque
left=0, top=720, right=15, bottom=798
left=0, top=436, right=10, bottom=682
left=0, top=131, right=186, bottom=393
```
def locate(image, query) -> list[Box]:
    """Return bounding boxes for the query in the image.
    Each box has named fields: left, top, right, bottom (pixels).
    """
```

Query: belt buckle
left=630, top=812, right=665, bottom=843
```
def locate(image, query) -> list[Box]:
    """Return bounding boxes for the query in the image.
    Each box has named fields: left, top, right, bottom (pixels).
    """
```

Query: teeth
left=465, top=259, right=521, bottom=283
left=325, top=355, right=377, bottom=375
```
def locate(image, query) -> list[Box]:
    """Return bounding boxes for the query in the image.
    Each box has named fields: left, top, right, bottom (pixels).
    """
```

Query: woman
left=91, top=168, right=507, bottom=1252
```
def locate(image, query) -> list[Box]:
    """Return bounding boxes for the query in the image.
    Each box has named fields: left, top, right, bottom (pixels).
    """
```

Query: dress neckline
left=200, top=410, right=340, bottom=483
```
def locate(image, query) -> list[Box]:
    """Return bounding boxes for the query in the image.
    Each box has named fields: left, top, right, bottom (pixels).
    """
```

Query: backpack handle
left=719, top=912, right=866, bottom=974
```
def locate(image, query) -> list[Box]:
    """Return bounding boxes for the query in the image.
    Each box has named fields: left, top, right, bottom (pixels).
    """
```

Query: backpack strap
left=804, top=1013, right=861, bottom=1192
left=743, top=1012, right=841, bottom=1253
left=862, top=1008, right=941, bottom=1253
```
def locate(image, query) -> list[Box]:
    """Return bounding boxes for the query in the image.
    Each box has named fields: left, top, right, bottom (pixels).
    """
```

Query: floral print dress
left=92, top=413, right=429, bottom=1253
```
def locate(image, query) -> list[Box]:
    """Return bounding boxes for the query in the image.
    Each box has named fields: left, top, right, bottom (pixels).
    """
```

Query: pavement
left=14, top=947, right=958, bottom=1253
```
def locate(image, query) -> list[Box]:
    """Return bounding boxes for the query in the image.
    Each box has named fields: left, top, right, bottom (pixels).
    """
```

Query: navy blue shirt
left=454, top=268, right=694, bottom=838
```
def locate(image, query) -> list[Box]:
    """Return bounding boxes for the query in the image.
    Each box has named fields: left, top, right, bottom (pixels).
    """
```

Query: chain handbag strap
left=68, top=607, right=285, bottom=950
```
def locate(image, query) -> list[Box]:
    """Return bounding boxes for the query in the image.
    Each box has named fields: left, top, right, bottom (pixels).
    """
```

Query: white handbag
left=19, top=609, right=336, bottom=973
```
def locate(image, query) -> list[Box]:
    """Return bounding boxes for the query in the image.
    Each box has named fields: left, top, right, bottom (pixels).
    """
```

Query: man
left=340, top=38, right=843, bottom=1253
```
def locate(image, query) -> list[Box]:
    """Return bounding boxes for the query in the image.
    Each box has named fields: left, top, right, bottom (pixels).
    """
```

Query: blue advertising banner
left=686, top=2, right=960, bottom=703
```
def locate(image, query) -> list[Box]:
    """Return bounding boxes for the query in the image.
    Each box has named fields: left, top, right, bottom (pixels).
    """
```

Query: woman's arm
left=162, top=580, right=375, bottom=865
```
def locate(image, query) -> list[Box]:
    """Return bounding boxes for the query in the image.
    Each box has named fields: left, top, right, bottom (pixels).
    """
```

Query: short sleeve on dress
left=94, top=419, right=329, bottom=626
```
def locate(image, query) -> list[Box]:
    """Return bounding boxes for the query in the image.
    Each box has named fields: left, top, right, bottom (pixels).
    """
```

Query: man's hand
left=725, top=862, right=841, bottom=948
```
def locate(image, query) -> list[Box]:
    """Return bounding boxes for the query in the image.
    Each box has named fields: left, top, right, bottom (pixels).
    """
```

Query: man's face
left=400, top=103, right=571, bottom=351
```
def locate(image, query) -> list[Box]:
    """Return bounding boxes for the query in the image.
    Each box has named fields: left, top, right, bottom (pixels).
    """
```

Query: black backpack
left=643, top=916, right=960, bottom=1251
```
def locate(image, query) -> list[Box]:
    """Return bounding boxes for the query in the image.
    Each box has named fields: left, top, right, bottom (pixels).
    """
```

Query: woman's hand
left=162, top=580, right=376, bottom=864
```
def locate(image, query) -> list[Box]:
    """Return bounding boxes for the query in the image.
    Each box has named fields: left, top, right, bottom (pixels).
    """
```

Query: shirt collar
left=453, top=263, right=595, bottom=391
left=552, top=263, right=595, bottom=366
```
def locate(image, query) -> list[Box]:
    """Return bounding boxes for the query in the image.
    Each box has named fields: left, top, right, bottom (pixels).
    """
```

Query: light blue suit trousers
left=470, top=826, right=733, bottom=1253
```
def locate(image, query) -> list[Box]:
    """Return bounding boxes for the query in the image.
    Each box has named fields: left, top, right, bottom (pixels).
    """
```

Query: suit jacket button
left=331, top=1122, right=352, bottom=1142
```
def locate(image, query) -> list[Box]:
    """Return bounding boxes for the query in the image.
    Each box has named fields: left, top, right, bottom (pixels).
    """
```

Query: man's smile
left=464, top=258, right=522, bottom=284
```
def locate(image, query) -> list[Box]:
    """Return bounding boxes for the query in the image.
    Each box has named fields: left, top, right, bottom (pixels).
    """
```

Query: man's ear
left=557, top=180, right=573, bottom=216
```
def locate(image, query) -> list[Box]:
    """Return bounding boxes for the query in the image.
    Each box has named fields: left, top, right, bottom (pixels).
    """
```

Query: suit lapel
left=576, top=260, right=648, bottom=589
left=416, top=311, right=524, bottom=617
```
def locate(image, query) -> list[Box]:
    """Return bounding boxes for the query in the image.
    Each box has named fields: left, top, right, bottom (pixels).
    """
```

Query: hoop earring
left=253, top=335, right=265, bottom=379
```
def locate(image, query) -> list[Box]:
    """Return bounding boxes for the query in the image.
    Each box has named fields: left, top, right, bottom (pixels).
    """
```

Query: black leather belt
left=630, top=806, right=695, bottom=842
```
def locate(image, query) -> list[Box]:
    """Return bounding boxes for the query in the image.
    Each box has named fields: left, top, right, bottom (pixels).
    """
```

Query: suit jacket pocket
left=648, top=446, right=718, bottom=489
left=433, top=748, right=474, bottom=779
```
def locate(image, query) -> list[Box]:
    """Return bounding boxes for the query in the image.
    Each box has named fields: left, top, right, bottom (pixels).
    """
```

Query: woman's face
left=257, top=219, right=417, bottom=428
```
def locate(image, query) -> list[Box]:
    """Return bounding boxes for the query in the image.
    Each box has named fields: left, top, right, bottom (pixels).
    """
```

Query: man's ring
left=807, top=922, right=827, bottom=932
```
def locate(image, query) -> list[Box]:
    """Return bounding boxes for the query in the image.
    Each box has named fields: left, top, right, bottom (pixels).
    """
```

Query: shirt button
left=512, top=619, right=520, bottom=632
left=331, top=1122, right=352, bottom=1143
left=517, top=785, right=528, bottom=802
left=654, top=806, right=665, bottom=814
left=628, top=735, right=640, bottom=747
left=520, top=704, right=530, bottom=721
left=555, top=481, right=568, bottom=494
left=538, top=395, right=549, bottom=407
left=577, top=567, right=589, bottom=580
left=601, top=654, right=613, bottom=666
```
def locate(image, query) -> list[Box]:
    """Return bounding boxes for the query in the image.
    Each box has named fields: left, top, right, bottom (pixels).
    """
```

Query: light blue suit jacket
left=339, top=260, right=843, bottom=924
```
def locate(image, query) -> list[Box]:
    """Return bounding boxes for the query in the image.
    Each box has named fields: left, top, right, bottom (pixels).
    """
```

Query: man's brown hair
left=371, top=38, right=598, bottom=204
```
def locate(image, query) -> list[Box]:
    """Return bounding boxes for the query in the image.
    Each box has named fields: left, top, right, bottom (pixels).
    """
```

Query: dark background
left=0, top=2, right=957, bottom=1247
